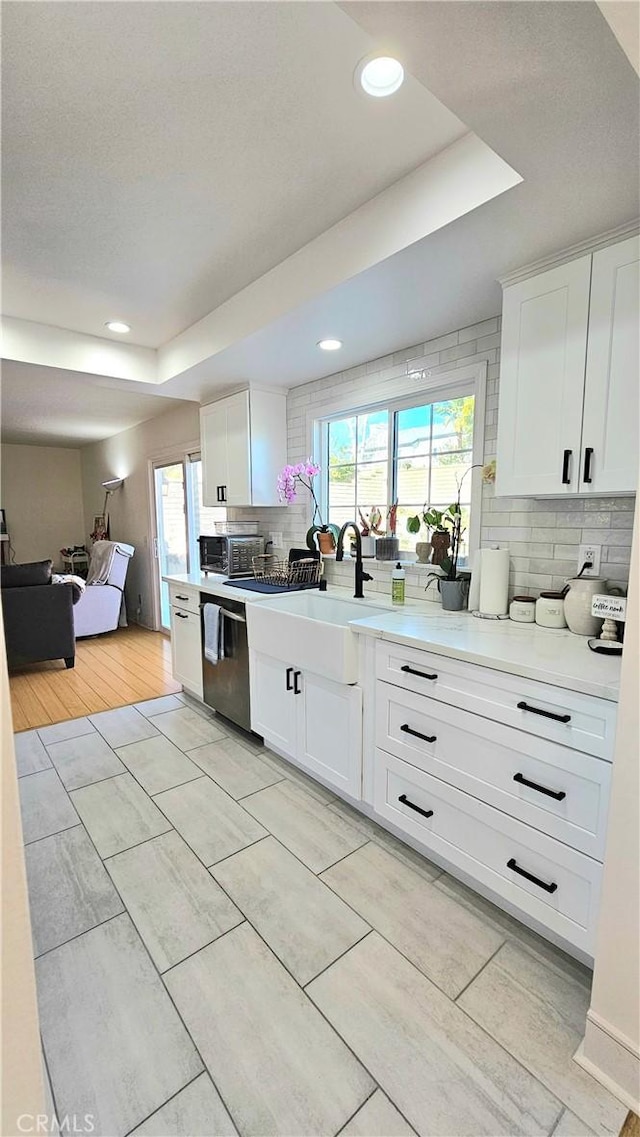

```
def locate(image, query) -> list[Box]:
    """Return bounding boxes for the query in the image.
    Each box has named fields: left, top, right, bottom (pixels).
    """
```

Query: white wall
left=80, top=402, right=200, bottom=628
left=578, top=500, right=639, bottom=1111
left=0, top=609, right=45, bottom=1132
left=0, top=443, right=85, bottom=569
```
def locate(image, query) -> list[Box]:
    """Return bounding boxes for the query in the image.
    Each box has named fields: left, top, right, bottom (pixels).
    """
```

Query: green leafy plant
left=406, top=505, right=453, bottom=536
left=409, top=462, right=496, bottom=583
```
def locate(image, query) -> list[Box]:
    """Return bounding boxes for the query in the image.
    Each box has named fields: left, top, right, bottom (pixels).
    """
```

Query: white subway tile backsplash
left=583, top=497, right=626, bottom=511
left=422, top=330, right=459, bottom=354
left=554, top=544, right=582, bottom=561
left=439, top=341, right=477, bottom=363
left=606, top=529, right=634, bottom=546
left=603, top=563, right=632, bottom=582
left=611, top=511, right=635, bottom=528
left=603, top=546, right=633, bottom=563
left=476, top=331, right=502, bottom=352
left=485, top=527, right=532, bottom=542
left=458, top=317, right=499, bottom=343
left=554, top=512, right=589, bottom=527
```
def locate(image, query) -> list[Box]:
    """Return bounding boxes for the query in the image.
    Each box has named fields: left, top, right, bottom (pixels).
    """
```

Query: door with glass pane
left=153, top=455, right=226, bottom=632
left=154, top=462, right=188, bottom=630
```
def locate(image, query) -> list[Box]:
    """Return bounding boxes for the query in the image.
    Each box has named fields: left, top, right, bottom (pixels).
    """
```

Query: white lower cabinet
left=374, top=749, right=602, bottom=956
left=375, top=681, right=611, bottom=859
left=362, top=638, right=615, bottom=961
left=170, top=602, right=203, bottom=699
left=250, top=650, right=363, bottom=798
left=249, top=649, right=297, bottom=757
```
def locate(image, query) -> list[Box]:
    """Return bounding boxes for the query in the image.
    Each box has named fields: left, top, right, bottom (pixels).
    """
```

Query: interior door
left=154, top=462, right=188, bottom=630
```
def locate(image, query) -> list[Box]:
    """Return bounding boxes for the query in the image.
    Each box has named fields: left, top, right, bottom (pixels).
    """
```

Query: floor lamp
left=101, top=478, right=124, bottom=537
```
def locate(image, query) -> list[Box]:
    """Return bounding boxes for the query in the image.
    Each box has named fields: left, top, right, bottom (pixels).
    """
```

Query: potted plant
left=425, top=503, right=468, bottom=610
left=357, top=509, right=378, bottom=557
left=413, top=462, right=497, bottom=610
left=406, top=508, right=450, bottom=565
left=375, top=502, right=400, bottom=561
left=276, top=460, right=340, bottom=553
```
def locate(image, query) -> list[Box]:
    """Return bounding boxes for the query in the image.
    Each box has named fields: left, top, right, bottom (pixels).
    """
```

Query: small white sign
left=591, top=594, right=627, bottom=620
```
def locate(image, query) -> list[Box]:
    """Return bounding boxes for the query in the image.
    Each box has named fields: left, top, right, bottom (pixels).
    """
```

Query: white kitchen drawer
left=169, top=583, right=200, bottom=613
left=376, top=682, right=610, bottom=860
left=375, top=640, right=616, bottom=760
left=374, top=750, right=602, bottom=956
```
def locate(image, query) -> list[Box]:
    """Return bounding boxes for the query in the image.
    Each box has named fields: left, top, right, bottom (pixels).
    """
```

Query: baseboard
left=575, top=1012, right=640, bottom=1114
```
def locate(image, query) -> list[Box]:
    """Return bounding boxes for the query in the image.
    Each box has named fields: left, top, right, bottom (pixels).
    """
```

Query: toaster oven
left=198, top=534, right=265, bottom=577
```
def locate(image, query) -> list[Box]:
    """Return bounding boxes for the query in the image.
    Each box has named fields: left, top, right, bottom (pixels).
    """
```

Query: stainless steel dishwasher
left=200, top=593, right=255, bottom=734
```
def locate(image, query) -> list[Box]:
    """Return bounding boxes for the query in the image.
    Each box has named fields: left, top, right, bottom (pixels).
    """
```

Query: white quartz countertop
left=164, top=573, right=621, bottom=701
left=163, top=571, right=287, bottom=605
left=348, top=607, right=621, bottom=702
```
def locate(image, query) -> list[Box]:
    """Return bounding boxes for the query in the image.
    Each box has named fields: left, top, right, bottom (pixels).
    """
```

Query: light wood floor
left=9, top=626, right=181, bottom=731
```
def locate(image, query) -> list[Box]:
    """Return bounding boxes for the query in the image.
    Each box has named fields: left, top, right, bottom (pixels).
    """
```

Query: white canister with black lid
left=509, top=595, right=536, bottom=623
left=535, top=591, right=567, bottom=629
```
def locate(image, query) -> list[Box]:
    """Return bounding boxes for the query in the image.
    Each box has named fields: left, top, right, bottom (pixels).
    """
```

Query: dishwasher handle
left=200, top=603, right=246, bottom=624
left=221, top=608, right=246, bottom=625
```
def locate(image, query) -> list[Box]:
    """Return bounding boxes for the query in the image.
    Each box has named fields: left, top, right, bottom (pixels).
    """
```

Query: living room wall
left=0, top=443, right=85, bottom=569
left=80, top=401, right=200, bottom=629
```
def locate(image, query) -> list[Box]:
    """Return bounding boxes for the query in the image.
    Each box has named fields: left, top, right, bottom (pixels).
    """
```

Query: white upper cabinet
left=580, top=236, right=640, bottom=494
left=200, top=388, right=286, bottom=508
left=496, top=234, right=639, bottom=498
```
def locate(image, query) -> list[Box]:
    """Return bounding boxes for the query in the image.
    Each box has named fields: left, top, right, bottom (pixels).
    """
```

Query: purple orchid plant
left=277, top=459, right=322, bottom=524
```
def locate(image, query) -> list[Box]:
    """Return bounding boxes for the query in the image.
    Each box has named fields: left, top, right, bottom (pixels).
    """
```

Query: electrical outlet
left=578, top=544, right=601, bottom=576
left=269, top=531, right=283, bottom=549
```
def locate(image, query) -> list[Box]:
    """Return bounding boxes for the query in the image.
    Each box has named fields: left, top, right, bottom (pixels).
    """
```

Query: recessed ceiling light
left=317, top=339, right=343, bottom=351
left=105, top=320, right=131, bottom=334
left=357, top=55, right=405, bottom=98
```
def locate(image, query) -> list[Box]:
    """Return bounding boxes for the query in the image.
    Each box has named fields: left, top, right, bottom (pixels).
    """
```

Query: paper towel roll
left=478, top=548, right=510, bottom=615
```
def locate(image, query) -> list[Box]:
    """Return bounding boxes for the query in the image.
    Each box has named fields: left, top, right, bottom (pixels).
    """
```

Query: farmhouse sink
left=247, top=592, right=387, bottom=684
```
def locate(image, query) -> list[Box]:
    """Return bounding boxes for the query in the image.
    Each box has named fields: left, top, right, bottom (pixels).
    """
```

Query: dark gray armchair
left=1, top=560, right=76, bottom=670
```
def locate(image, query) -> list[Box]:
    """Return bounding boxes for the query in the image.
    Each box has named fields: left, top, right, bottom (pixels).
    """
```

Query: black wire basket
left=252, top=554, right=322, bottom=588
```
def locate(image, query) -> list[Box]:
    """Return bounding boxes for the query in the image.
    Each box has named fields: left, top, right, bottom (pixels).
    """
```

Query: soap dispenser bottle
left=392, top=563, right=405, bottom=605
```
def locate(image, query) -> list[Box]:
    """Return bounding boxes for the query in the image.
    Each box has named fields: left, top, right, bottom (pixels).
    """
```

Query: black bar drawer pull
left=507, top=858, right=557, bottom=893
left=513, top=772, right=566, bottom=801
left=175, top=594, right=190, bottom=601
left=400, top=723, right=437, bottom=744
left=517, top=700, right=571, bottom=724
left=583, top=447, right=594, bottom=484
left=562, top=448, right=572, bottom=484
left=293, top=670, right=302, bottom=695
left=400, top=664, right=438, bottom=681
left=398, top=793, right=434, bottom=820
left=175, top=612, right=189, bottom=620
left=216, top=486, right=222, bottom=502
left=286, top=667, right=294, bottom=692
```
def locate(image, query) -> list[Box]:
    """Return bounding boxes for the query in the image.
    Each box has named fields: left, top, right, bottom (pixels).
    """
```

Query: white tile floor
left=16, top=695, right=626, bottom=1137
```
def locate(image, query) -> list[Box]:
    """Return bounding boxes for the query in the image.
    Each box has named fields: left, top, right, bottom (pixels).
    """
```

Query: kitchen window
left=323, top=388, right=478, bottom=558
